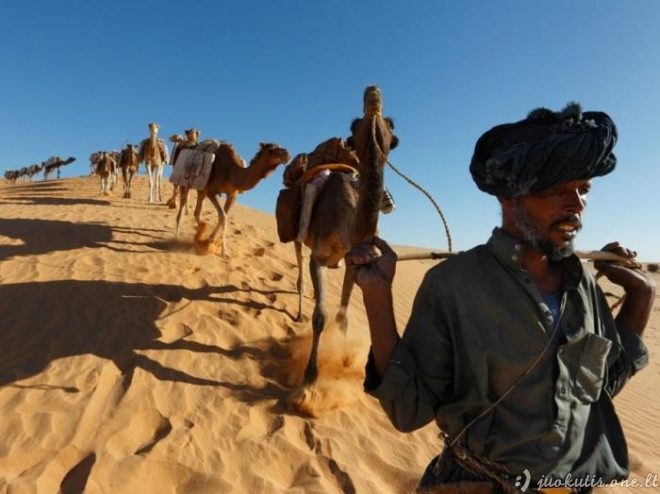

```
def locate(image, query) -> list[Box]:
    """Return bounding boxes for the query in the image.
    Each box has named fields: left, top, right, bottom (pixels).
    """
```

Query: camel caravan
left=2, top=87, right=400, bottom=389
left=3, top=156, right=76, bottom=184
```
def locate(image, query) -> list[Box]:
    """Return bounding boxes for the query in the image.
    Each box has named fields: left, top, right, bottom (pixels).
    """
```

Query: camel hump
left=43, top=156, right=60, bottom=167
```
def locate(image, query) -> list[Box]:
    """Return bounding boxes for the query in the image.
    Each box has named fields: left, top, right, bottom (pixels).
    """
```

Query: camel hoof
left=285, top=385, right=321, bottom=417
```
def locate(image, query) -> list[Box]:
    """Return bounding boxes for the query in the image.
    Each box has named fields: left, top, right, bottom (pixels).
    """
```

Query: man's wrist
left=362, top=283, right=393, bottom=304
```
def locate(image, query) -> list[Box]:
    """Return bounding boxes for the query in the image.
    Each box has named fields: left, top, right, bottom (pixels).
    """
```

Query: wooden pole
left=395, top=250, right=632, bottom=263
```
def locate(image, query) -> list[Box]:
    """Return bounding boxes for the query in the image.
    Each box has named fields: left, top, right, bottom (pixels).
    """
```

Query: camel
left=4, top=170, right=19, bottom=183
left=138, top=122, right=170, bottom=203
left=27, top=164, right=42, bottom=181
left=90, top=151, right=119, bottom=188
left=94, top=152, right=117, bottom=195
left=119, top=144, right=140, bottom=198
left=297, top=85, right=399, bottom=385
left=43, top=157, right=76, bottom=180
left=175, top=141, right=290, bottom=257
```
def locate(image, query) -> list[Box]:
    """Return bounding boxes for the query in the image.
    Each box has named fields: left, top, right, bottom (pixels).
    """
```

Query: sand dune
left=0, top=175, right=657, bottom=493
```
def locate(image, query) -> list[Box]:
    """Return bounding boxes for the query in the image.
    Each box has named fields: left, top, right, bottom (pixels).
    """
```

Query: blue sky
left=2, top=1, right=659, bottom=261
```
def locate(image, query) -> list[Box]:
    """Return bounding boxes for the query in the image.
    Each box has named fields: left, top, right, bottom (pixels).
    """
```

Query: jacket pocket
left=573, top=333, right=612, bottom=403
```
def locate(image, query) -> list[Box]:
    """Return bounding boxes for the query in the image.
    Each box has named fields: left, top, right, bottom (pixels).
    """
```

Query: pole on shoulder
left=395, top=250, right=632, bottom=263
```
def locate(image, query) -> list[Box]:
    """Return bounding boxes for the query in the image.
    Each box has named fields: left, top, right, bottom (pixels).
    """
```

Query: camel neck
left=353, top=116, right=386, bottom=243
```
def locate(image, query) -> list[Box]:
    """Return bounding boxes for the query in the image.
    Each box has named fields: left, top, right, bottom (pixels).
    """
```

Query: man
left=346, top=103, right=655, bottom=493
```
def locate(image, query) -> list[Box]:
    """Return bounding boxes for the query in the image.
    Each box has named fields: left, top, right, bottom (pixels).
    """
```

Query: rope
left=386, top=158, right=453, bottom=252
left=432, top=327, right=560, bottom=493
left=366, top=112, right=453, bottom=252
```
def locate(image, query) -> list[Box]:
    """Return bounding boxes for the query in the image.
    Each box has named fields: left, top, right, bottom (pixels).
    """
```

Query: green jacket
left=365, top=228, right=648, bottom=485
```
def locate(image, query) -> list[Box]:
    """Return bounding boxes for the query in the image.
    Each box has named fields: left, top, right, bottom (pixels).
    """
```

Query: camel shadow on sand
left=0, top=218, right=115, bottom=261
left=1, top=180, right=113, bottom=206
left=1, top=196, right=112, bottom=207
left=0, top=279, right=308, bottom=406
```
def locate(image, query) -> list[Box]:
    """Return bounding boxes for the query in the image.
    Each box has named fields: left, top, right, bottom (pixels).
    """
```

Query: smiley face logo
left=514, top=469, right=531, bottom=491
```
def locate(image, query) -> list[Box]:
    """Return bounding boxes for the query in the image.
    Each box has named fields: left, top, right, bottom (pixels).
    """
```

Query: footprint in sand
left=270, top=272, right=284, bottom=282
left=253, top=247, right=266, bottom=257
left=106, top=408, right=172, bottom=459
left=157, top=323, right=193, bottom=344
left=236, top=407, right=284, bottom=441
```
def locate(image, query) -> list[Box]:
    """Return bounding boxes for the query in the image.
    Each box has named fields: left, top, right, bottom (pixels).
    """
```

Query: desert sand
left=0, top=175, right=657, bottom=494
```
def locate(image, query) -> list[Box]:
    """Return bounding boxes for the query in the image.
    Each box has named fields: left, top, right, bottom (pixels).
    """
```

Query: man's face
left=510, top=179, right=591, bottom=261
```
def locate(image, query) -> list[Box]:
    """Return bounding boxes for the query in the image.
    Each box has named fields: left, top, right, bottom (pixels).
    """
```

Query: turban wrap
left=469, top=102, right=617, bottom=198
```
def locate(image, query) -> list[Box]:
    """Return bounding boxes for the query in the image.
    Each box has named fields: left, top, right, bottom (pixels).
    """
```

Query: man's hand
left=346, top=236, right=397, bottom=294
left=593, top=242, right=651, bottom=292
left=594, top=242, right=655, bottom=337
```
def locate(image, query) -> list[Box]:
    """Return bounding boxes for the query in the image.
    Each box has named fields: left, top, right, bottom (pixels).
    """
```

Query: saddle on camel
left=276, top=137, right=396, bottom=244
left=168, top=129, right=215, bottom=192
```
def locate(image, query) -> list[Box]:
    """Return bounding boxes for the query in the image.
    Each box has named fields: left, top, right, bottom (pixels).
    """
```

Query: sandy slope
left=0, top=176, right=657, bottom=493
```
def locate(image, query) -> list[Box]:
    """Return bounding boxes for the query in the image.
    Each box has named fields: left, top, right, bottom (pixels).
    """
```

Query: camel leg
left=175, top=187, right=190, bottom=237
left=122, top=169, right=129, bottom=198
left=128, top=170, right=134, bottom=198
left=166, top=183, right=178, bottom=209
left=146, top=166, right=155, bottom=203
left=193, top=191, right=205, bottom=225
left=295, top=241, right=305, bottom=322
left=156, top=166, right=163, bottom=203
left=205, top=193, right=236, bottom=258
left=218, top=193, right=238, bottom=257
left=205, top=193, right=228, bottom=255
left=335, top=267, right=354, bottom=334
left=303, top=258, right=327, bottom=385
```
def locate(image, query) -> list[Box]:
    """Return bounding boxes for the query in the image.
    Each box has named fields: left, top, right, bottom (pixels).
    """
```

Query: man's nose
left=565, top=189, right=586, bottom=213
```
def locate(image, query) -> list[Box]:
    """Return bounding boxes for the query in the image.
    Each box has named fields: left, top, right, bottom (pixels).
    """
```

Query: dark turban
left=469, top=102, right=617, bottom=198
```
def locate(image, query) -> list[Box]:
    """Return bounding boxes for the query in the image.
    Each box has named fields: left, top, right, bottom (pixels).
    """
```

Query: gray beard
left=511, top=203, right=574, bottom=261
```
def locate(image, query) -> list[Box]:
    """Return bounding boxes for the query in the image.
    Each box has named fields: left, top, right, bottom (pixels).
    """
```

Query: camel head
left=347, top=85, right=399, bottom=242
left=347, top=85, right=399, bottom=171
left=252, top=142, right=291, bottom=179
left=148, top=122, right=160, bottom=136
